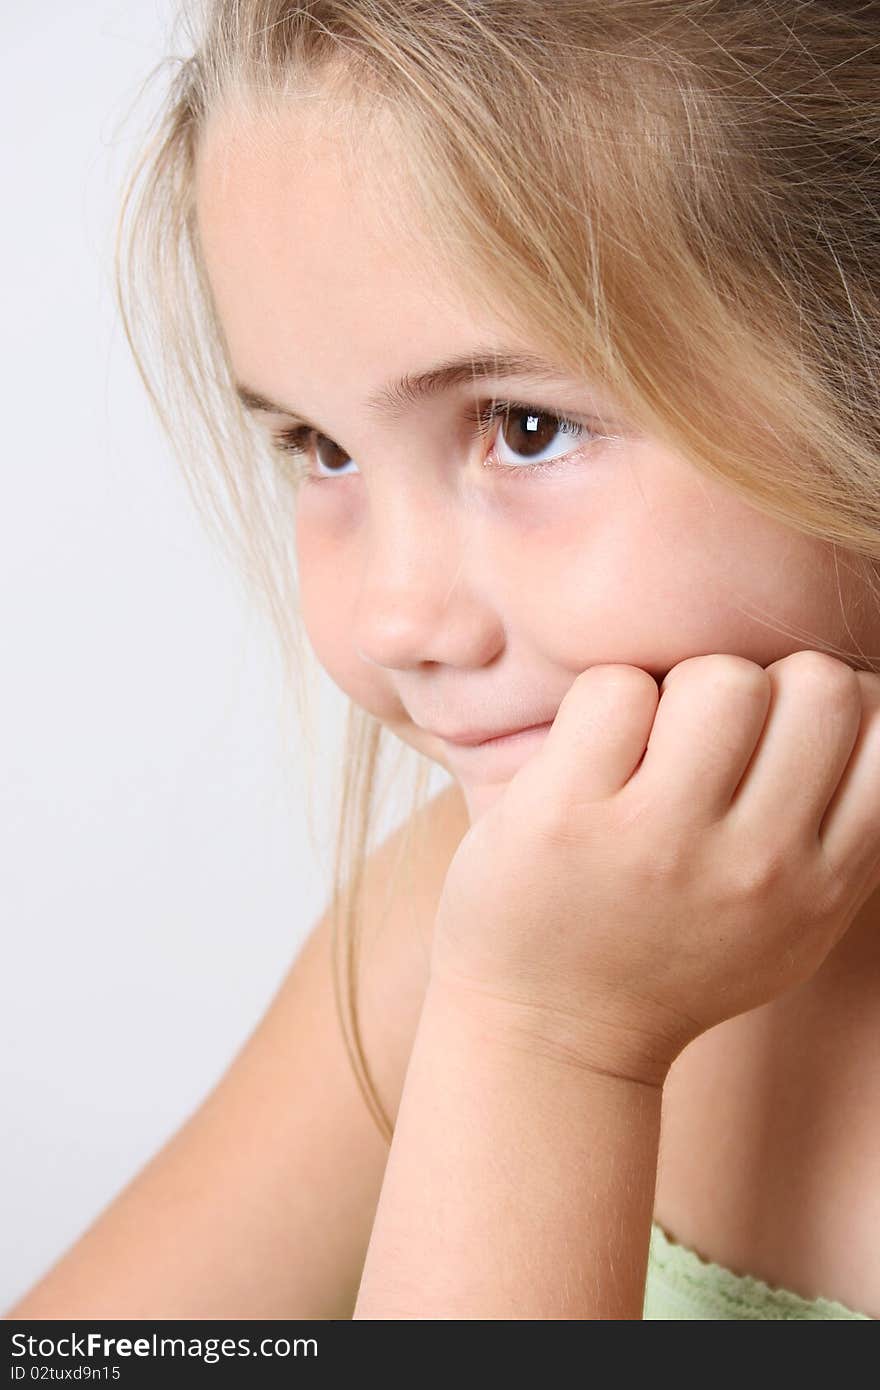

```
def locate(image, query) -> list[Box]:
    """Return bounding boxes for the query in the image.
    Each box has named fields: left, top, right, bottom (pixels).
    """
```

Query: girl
left=8, top=0, right=880, bottom=1319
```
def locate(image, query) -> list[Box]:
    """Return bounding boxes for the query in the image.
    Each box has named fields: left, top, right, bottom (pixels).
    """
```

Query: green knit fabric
left=643, top=1221, right=872, bottom=1320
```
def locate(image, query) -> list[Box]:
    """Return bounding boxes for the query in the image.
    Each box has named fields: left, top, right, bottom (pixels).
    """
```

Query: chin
left=460, top=781, right=508, bottom=825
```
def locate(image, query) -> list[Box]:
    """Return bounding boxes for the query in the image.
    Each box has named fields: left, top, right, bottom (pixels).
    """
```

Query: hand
left=431, top=651, right=880, bottom=1085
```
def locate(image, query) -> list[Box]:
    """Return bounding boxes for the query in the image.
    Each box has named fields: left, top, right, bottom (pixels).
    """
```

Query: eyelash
left=268, top=400, right=606, bottom=483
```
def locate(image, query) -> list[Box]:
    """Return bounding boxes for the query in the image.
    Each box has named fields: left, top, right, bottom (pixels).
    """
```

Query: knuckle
left=645, top=835, right=693, bottom=887
left=580, top=663, right=658, bottom=699
left=814, top=861, right=849, bottom=917
left=776, top=649, right=857, bottom=697
left=730, top=842, right=789, bottom=900
left=571, top=665, right=660, bottom=723
left=670, top=654, right=768, bottom=700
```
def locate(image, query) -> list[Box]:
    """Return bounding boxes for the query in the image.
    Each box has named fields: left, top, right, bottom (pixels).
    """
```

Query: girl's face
left=196, top=102, right=878, bottom=825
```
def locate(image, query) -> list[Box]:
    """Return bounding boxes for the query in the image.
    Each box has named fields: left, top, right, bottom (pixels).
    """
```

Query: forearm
left=353, top=978, right=665, bottom=1319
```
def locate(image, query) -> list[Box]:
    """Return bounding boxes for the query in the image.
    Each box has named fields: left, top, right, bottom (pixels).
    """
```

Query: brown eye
left=270, top=425, right=357, bottom=480
left=313, top=435, right=353, bottom=475
left=496, top=407, right=574, bottom=460
left=478, top=400, right=592, bottom=474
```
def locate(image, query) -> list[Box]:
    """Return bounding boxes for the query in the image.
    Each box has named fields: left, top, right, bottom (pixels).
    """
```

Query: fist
left=431, top=652, right=880, bottom=1084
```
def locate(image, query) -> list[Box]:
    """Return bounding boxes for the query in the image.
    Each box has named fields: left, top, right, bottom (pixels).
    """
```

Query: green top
left=643, top=1221, right=872, bottom=1320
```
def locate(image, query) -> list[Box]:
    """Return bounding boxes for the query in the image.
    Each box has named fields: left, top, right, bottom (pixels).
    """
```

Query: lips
left=436, top=720, right=554, bottom=746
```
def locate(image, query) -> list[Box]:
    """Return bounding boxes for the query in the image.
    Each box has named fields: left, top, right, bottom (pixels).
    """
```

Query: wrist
left=424, top=963, right=677, bottom=1092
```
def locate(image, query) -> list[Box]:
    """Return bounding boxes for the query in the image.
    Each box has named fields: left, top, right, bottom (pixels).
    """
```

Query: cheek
left=485, top=490, right=695, bottom=668
left=296, top=505, right=354, bottom=672
left=295, top=497, right=391, bottom=712
left=486, top=480, right=807, bottom=678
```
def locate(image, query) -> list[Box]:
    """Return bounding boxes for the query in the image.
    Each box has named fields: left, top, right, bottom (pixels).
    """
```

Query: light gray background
left=1, top=2, right=448, bottom=1311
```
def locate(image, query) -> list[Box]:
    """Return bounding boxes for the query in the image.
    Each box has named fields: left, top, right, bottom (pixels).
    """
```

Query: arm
left=353, top=977, right=664, bottom=1320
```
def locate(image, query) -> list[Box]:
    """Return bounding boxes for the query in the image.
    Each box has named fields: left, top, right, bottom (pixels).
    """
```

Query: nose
left=351, top=486, right=502, bottom=671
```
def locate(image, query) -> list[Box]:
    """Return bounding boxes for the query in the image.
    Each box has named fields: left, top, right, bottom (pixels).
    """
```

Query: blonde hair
left=114, top=0, right=880, bottom=1145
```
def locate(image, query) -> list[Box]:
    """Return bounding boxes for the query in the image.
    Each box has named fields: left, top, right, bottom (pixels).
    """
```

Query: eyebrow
left=234, top=350, right=579, bottom=428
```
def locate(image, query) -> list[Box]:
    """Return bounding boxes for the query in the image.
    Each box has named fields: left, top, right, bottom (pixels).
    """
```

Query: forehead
left=194, top=99, right=520, bottom=402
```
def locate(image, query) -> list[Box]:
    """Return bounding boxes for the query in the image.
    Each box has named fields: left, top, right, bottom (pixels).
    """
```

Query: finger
left=630, top=655, right=772, bottom=825
left=527, top=663, right=659, bottom=805
left=817, top=671, right=880, bottom=884
left=727, top=651, right=862, bottom=840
